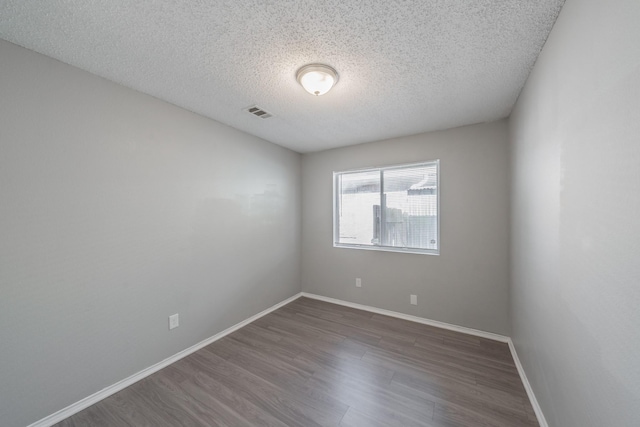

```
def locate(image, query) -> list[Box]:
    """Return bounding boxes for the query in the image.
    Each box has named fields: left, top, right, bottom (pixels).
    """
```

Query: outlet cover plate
left=356, top=278, right=362, bottom=288
left=410, top=295, right=417, bottom=305
left=169, top=313, right=179, bottom=330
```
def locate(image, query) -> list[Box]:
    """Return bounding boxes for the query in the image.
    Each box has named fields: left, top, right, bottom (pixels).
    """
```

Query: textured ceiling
left=0, top=0, right=564, bottom=153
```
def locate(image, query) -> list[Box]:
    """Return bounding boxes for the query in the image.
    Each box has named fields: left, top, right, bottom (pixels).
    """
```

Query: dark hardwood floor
left=56, top=297, right=538, bottom=426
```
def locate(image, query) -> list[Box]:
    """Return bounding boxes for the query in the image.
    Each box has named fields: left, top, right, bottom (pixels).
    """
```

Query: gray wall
left=509, top=0, right=640, bottom=425
left=0, top=40, right=301, bottom=427
left=301, top=121, right=511, bottom=335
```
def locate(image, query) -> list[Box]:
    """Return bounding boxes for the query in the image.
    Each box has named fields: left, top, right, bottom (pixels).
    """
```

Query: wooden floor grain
left=55, top=298, right=538, bottom=426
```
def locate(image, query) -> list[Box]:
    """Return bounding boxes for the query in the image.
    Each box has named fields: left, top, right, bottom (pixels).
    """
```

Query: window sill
left=333, top=243, right=439, bottom=256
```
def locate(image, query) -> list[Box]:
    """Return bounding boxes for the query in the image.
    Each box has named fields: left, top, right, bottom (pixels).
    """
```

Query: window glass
left=334, top=161, right=439, bottom=255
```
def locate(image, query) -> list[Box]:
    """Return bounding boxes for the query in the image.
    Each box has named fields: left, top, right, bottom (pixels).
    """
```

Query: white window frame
left=333, top=160, right=440, bottom=256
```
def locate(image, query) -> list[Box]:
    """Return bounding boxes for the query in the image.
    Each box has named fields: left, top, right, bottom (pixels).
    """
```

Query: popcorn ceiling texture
left=0, top=0, right=564, bottom=153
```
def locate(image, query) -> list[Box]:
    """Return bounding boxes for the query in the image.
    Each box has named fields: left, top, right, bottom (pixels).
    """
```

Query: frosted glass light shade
left=296, top=64, right=339, bottom=96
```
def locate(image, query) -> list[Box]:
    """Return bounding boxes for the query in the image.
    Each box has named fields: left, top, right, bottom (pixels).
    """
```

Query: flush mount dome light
left=296, top=64, right=339, bottom=96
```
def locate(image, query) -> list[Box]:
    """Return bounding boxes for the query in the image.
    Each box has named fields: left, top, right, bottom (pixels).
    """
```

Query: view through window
left=334, top=161, right=439, bottom=255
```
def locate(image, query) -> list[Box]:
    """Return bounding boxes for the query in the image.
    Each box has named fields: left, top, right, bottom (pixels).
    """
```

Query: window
left=334, top=160, right=439, bottom=255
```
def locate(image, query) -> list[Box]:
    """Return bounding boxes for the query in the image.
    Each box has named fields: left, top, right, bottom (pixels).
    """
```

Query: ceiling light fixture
left=296, top=64, right=339, bottom=96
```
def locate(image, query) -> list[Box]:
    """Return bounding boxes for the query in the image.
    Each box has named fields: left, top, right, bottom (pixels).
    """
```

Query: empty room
left=1, top=1, right=638, bottom=426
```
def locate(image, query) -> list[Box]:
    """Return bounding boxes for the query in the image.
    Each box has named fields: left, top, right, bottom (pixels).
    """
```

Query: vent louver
left=244, top=105, right=272, bottom=119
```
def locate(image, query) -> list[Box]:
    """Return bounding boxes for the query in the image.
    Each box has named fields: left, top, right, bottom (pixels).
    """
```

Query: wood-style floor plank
left=54, top=297, right=538, bottom=426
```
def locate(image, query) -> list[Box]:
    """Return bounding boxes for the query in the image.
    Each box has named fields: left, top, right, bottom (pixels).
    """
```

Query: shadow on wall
left=190, top=184, right=284, bottom=258
left=187, top=184, right=294, bottom=330
left=540, top=299, right=640, bottom=426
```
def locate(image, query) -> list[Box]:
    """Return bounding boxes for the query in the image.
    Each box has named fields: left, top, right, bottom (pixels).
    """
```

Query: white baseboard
left=508, top=339, right=548, bottom=427
left=27, top=292, right=303, bottom=427
left=30, top=291, right=547, bottom=427
left=300, top=293, right=547, bottom=426
left=300, top=292, right=510, bottom=343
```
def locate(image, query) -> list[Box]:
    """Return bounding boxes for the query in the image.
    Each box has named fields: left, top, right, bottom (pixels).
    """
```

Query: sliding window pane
left=336, top=170, right=381, bottom=246
left=382, top=164, right=438, bottom=250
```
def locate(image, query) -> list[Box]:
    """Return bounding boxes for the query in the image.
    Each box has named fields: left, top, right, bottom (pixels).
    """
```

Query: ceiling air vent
left=244, top=105, right=272, bottom=119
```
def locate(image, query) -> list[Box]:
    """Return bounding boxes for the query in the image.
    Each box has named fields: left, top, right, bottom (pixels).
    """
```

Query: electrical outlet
left=410, top=295, right=417, bottom=305
left=356, top=278, right=362, bottom=288
left=169, top=313, right=179, bottom=330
